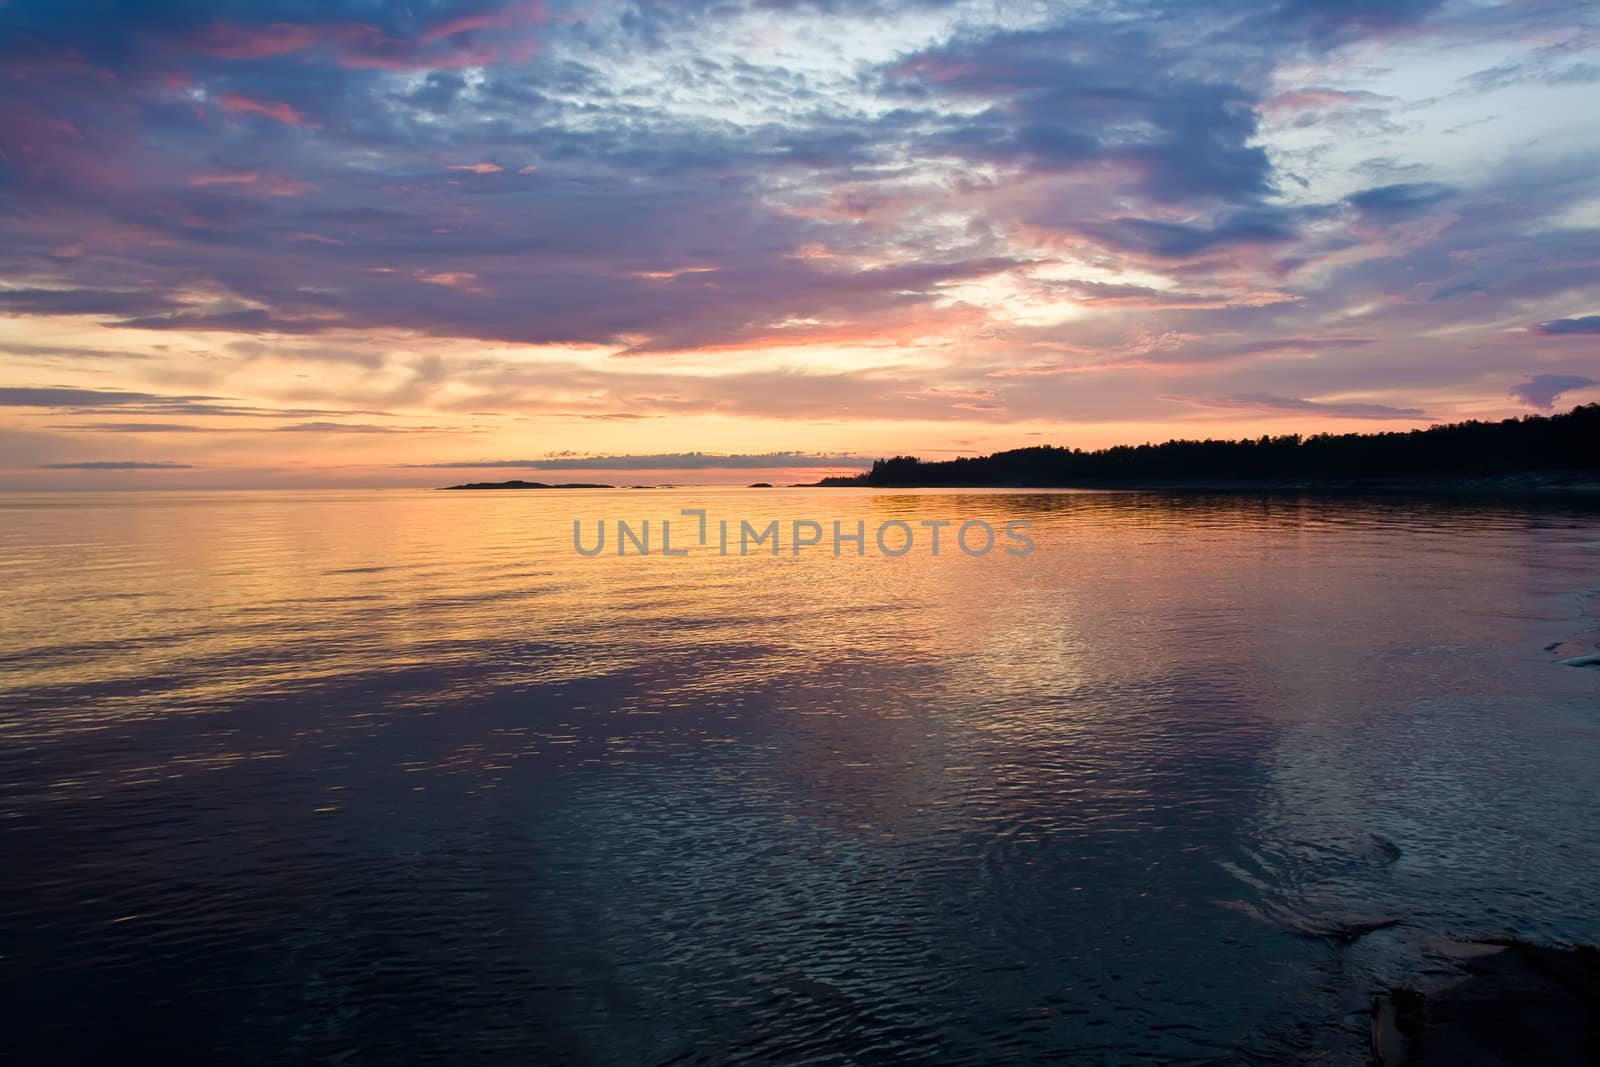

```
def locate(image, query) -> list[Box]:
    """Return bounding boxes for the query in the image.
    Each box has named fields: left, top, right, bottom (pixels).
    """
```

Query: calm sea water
left=2, top=488, right=1598, bottom=1064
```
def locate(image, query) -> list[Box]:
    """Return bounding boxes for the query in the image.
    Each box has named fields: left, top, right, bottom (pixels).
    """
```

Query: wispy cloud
left=39, top=461, right=195, bottom=470
left=1164, top=394, right=1431, bottom=419
left=0, top=387, right=388, bottom=419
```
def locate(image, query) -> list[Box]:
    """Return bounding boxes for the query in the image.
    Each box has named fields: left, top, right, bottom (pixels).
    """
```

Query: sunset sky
left=2, top=0, right=1598, bottom=487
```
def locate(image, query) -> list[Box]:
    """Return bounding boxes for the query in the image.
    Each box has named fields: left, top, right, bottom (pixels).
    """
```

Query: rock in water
left=1362, top=832, right=1403, bottom=865
left=1371, top=940, right=1600, bottom=1065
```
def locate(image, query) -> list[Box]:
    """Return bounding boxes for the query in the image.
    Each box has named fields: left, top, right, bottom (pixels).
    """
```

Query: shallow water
left=2, top=488, right=1597, bottom=1063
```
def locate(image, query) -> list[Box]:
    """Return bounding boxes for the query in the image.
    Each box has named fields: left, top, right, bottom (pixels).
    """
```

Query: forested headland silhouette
left=819, top=404, right=1600, bottom=489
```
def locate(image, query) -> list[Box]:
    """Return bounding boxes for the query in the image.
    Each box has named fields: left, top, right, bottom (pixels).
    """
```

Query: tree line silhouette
left=819, top=404, right=1600, bottom=488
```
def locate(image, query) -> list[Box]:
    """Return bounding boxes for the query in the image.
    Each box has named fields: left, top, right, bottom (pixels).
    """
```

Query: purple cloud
left=1508, top=374, right=1598, bottom=410
left=1165, top=394, right=1430, bottom=419
left=1346, top=182, right=1456, bottom=220
left=0, top=0, right=1596, bottom=453
left=1534, top=316, right=1600, bottom=336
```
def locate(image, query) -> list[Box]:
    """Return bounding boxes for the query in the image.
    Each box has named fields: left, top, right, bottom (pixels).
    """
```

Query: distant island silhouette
left=440, top=480, right=614, bottom=490
left=817, top=404, right=1600, bottom=490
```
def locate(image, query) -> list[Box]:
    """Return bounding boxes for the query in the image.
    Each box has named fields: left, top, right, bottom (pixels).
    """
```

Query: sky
left=1, top=0, right=1598, bottom=488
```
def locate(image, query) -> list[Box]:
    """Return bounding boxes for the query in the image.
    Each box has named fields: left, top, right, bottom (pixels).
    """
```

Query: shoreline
left=812, top=475, right=1600, bottom=495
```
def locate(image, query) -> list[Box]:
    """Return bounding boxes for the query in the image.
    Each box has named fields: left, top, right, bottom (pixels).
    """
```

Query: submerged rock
left=1300, top=915, right=1402, bottom=945
left=1371, top=940, right=1600, bottom=1065
left=1361, top=832, right=1404, bottom=865
left=1547, top=627, right=1600, bottom=666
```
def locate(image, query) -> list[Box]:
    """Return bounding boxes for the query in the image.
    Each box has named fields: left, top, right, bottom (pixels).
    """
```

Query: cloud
left=1084, top=209, right=1308, bottom=259
left=0, top=387, right=191, bottom=408
left=188, top=21, right=317, bottom=60
left=1346, top=182, right=1456, bottom=220
left=403, top=452, right=869, bottom=470
left=0, top=386, right=387, bottom=418
left=273, top=421, right=462, bottom=434
left=0, top=289, right=181, bottom=316
left=1534, top=316, right=1600, bottom=336
left=1463, top=34, right=1600, bottom=93
left=0, top=0, right=1596, bottom=469
left=1264, top=87, right=1395, bottom=115
left=1225, top=338, right=1376, bottom=356
left=49, top=422, right=210, bottom=433
left=38, top=461, right=195, bottom=470
left=1508, top=374, right=1598, bottom=410
left=1164, top=394, right=1430, bottom=419
left=889, top=22, right=1278, bottom=206
left=216, top=94, right=309, bottom=126
left=49, top=420, right=460, bottom=434
left=1279, top=0, right=1446, bottom=42
left=1, top=342, right=149, bottom=362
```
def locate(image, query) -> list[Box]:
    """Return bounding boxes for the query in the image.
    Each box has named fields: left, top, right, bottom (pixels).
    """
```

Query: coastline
left=814, top=473, right=1600, bottom=495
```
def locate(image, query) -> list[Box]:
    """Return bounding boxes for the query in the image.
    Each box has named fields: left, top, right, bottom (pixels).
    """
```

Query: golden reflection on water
left=1, top=486, right=1594, bottom=798
left=0, top=487, right=1593, bottom=720
left=3, top=488, right=1600, bottom=1062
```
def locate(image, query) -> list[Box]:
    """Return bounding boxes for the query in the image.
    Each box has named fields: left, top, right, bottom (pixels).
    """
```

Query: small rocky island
left=439, top=480, right=614, bottom=490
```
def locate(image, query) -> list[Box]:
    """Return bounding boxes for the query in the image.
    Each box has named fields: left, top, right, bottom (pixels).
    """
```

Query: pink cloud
left=187, top=171, right=313, bottom=196
left=190, top=22, right=317, bottom=60
left=420, top=2, right=547, bottom=43
left=418, top=272, right=486, bottom=293
left=185, top=10, right=543, bottom=73
left=888, top=55, right=986, bottom=88
left=334, top=22, right=538, bottom=71
left=1262, top=88, right=1392, bottom=115
left=217, top=94, right=308, bottom=126
left=188, top=170, right=259, bottom=186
